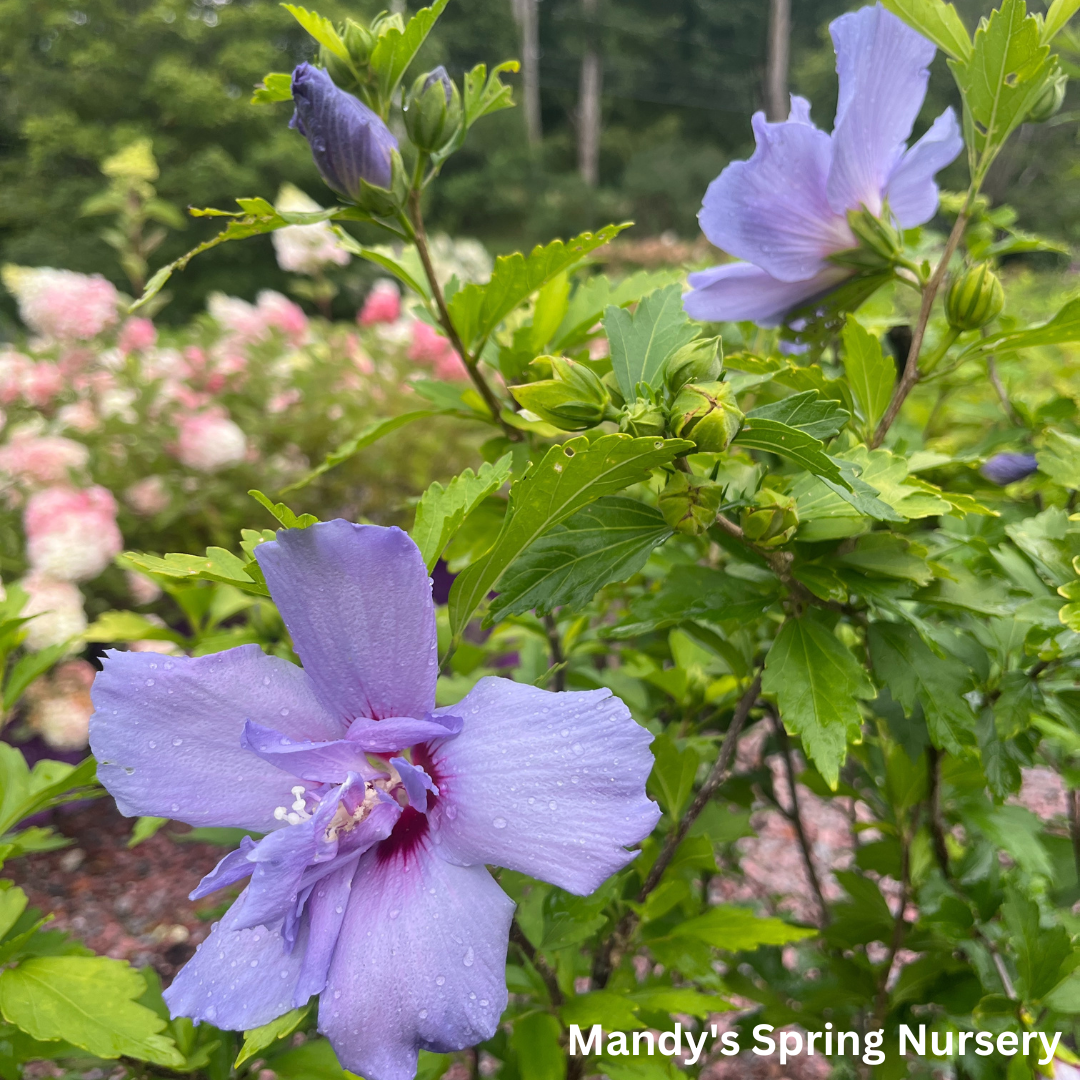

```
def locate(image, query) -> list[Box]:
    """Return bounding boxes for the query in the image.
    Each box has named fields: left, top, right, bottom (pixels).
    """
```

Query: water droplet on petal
left=560, top=728, right=569, bottom=737
left=172, top=738, right=183, bottom=746
left=493, top=817, right=507, bottom=829
left=146, top=678, right=154, bottom=686
left=573, top=743, right=584, bottom=755
left=389, top=908, right=400, bottom=920
left=419, top=1009, right=428, bottom=1019
left=463, top=947, right=474, bottom=967
left=480, top=999, right=489, bottom=1007
left=436, top=976, right=446, bottom=986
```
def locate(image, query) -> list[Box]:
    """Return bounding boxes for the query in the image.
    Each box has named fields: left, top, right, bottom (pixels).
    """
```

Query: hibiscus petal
left=190, top=836, right=258, bottom=900
left=826, top=4, right=937, bottom=217
left=164, top=898, right=310, bottom=1031
left=294, top=859, right=358, bottom=1005
left=346, top=713, right=464, bottom=753
left=390, top=757, right=438, bottom=812
left=90, top=645, right=344, bottom=830
left=320, top=841, right=513, bottom=1080
left=885, top=108, right=963, bottom=227
left=256, top=522, right=438, bottom=724
left=241, top=720, right=378, bottom=784
left=698, top=103, right=852, bottom=282
left=427, top=677, right=660, bottom=895
left=683, top=262, right=851, bottom=328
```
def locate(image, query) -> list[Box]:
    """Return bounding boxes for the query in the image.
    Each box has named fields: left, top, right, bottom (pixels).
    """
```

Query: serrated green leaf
left=412, top=454, right=513, bottom=572
left=448, top=225, right=630, bottom=351
left=370, top=0, right=450, bottom=107
left=281, top=4, right=348, bottom=58
left=670, top=905, right=816, bottom=949
left=561, top=991, right=644, bottom=1031
left=648, top=733, right=699, bottom=818
left=488, top=497, right=671, bottom=621
left=2, top=644, right=69, bottom=711
left=128, top=816, right=168, bottom=849
left=280, top=411, right=442, bottom=494
left=842, top=316, right=895, bottom=435
left=746, top=390, right=850, bottom=441
left=336, top=237, right=431, bottom=299
left=948, top=0, right=1054, bottom=157
left=1036, top=428, right=1080, bottom=489
left=0, top=956, right=184, bottom=1065
left=448, top=435, right=692, bottom=634
left=966, top=297, right=1080, bottom=359
left=604, top=284, right=699, bottom=401
left=0, top=885, right=28, bottom=941
left=883, top=0, right=972, bottom=59
left=251, top=72, right=293, bottom=104
left=552, top=269, right=684, bottom=352
left=514, top=1011, right=569, bottom=1080
left=868, top=622, right=974, bottom=753
left=836, top=532, right=934, bottom=586
left=628, top=986, right=730, bottom=1018
left=248, top=490, right=319, bottom=530
left=762, top=613, right=875, bottom=787
left=1043, top=0, right=1080, bottom=39
left=734, top=418, right=850, bottom=489
left=121, top=548, right=267, bottom=595
left=236, top=1005, right=310, bottom=1067
left=82, top=611, right=186, bottom=645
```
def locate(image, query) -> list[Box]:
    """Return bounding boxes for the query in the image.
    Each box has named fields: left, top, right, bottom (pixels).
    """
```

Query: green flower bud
left=618, top=400, right=667, bottom=437
left=945, top=263, right=1004, bottom=331
left=831, top=207, right=904, bottom=271
left=1028, top=70, right=1068, bottom=123
left=665, top=336, right=723, bottom=392
left=659, top=472, right=725, bottom=536
left=343, top=19, right=375, bottom=66
left=353, top=147, right=409, bottom=216
left=601, top=370, right=624, bottom=409
left=740, top=488, right=798, bottom=547
left=404, top=67, right=463, bottom=153
left=371, top=11, right=406, bottom=36
left=319, top=44, right=358, bottom=91
left=670, top=381, right=743, bottom=452
left=509, top=356, right=610, bottom=430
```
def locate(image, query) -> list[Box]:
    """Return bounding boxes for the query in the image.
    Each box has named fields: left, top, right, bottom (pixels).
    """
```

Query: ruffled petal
left=683, top=262, right=851, bottom=328
left=826, top=4, right=937, bottom=217
left=319, top=841, right=513, bottom=1080
left=164, top=899, right=310, bottom=1031
left=698, top=105, right=852, bottom=282
left=427, top=677, right=660, bottom=895
left=391, top=757, right=438, bottom=812
left=90, top=645, right=344, bottom=830
left=256, top=522, right=438, bottom=724
left=885, top=108, right=963, bottom=227
left=346, top=713, right=463, bottom=753
left=294, top=859, right=358, bottom=1005
left=241, top=721, right=378, bottom=784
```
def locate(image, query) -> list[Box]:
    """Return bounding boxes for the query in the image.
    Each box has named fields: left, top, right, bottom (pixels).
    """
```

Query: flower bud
left=343, top=19, right=375, bottom=66
left=289, top=63, right=399, bottom=201
left=665, top=336, right=723, bottom=392
left=1028, top=71, right=1068, bottom=123
left=740, top=488, right=798, bottom=547
left=618, top=400, right=667, bottom=438
left=945, top=263, right=1003, bottom=332
left=404, top=67, right=463, bottom=153
left=659, top=473, right=724, bottom=536
left=509, top=357, right=610, bottom=430
left=980, top=452, right=1038, bottom=486
left=601, top=371, right=624, bottom=409
left=833, top=207, right=904, bottom=270
left=670, top=380, right=743, bottom=453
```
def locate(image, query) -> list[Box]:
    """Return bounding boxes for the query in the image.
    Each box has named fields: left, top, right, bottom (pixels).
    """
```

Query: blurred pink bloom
left=0, top=433, right=89, bottom=486
left=21, top=362, right=65, bottom=408
left=24, top=485, right=123, bottom=582
left=25, top=659, right=96, bottom=750
left=0, top=352, right=31, bottom=404
left=272, top=221, right=350, bottom=275
left=1012, top=766, right=1068, bottom=821
left=208, top=294, right=267, bottom=345
left=358, top=280, right=401, bottom=326
left=175, top=408, right=247, bottom=472
left=125, top=475, right=170, bottom=516
left=18, top=573, right=87, bottom=650
left=118, top=317, right=157, bottom=354
left=258, top=290, right=309, bottom=344
left=126, top=569, right=163, bottom=605
left=57, top=399, right=99, bottom=433
left=6, top=268, right=119, bottom=341
left=344, top=332, right=375, bottom=375
left=268, top=388, right=302, bottom=414
left=408, top=320, right=468, bottom=381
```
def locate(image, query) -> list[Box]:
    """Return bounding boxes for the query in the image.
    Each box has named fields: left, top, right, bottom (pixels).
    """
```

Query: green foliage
left=883, top=0, right=972, bottom=59
left=236, top=1006, right=310, bottom=1067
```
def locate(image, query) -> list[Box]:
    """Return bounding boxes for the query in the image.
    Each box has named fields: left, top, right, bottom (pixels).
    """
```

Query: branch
left=927, top=745, right=951, bottom=877
left=871, top=816, right=911, bottom=1028
left=509, top=922, right=563, bottom=1006
left=591, top=673, right=762, bottom=987
left=871, top=209, right=969, bottom=447
left=405, top=191, right=520, bottom=440
left=768, top=706, right=830, bottom=927
left=542, top=613, right=567, bottom=692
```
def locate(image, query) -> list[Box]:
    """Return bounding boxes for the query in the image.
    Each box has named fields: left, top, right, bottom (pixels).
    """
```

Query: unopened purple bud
left=289, top=63, right=398, bottom=199
left=980, top=453, right=1038, bottom=485
left=423, top=65, right=454, bottom=104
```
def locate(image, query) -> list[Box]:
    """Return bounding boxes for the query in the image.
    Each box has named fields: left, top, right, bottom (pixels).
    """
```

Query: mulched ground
left=6, top=798, right=231, bottom=984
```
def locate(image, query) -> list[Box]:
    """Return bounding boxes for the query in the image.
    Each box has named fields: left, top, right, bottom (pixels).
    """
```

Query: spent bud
left=741, top=487, right=798, bottom=547
left=670, top=380, right=743, bottom=452
left=659, top=473, right=724, bottom=536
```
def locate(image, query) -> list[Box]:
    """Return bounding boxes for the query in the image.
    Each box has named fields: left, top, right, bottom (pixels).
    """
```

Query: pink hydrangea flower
left=26, top=659, right=96, bottom=750
left=268, top=388, right=302, bottom=414
left=272, top=183, right=351, bottom=276
left=0, top=433, right=89, bottom=486
left=5, top=267, right=120, bottom=340
left=24, top=485, right=123, bottom=582
left=118, top=317, right=158, bottom=354
left=208, top=294, right=268, bottom=345
left=21, top=362, right=65, bottom=408
left=57, top=399, right=100, bottom=434
left=258, top=290, right=308, bottom=345
left=175, top=408, right=248, bottom=472
left=125, top=475, right=171, bottom=517
left=359, top=281, right=401, bottom=326
left=0, top=352, right=32, bottom=404
left=407, top=321, right=468, bottom=381
left=18, top=573, right=87, bottom=650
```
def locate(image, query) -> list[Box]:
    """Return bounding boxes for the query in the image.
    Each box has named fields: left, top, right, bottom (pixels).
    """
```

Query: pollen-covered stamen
left=324, top=778, right=386, bottom=841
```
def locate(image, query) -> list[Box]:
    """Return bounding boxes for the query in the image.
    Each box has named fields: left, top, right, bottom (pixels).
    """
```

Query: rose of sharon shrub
left=23, top=485, right=122, bottom=582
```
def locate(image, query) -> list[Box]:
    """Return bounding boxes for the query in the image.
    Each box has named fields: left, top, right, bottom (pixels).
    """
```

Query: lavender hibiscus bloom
left=981, top=452, right=1039, bottom=485
left=685, top=3, right=963, bottom=327
left=290, top=63, right=398, bottom=197
left=89, top=522, right=658, bottom=1080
